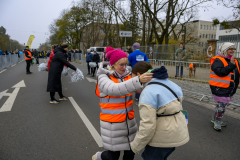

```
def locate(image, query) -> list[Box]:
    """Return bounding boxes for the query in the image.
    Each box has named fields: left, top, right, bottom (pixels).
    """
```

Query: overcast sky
left=0, top=0, right=233, bottom=49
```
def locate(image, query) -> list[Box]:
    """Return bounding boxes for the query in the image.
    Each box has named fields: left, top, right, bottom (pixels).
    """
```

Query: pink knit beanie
left=106, top=47, right=128, bottom=65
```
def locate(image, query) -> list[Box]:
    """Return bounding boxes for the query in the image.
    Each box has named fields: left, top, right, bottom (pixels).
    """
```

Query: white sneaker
left=92, top=152, right=101, bottom=160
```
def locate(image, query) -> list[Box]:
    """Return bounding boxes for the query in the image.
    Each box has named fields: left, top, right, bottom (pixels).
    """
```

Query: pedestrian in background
left=209, top=42, right=239, bottom=131
left=67, top=50, right=72, bottom=62
left=86, top=49, right=93, bottom=75
left=175, top=43, right=186, bottom=78
left=24, top=46, right=33, bottom=74
left=127, top=46, right=133, bottom=55
left=128, top=43, right=150, bottom=104
left=130, top=61, right=189, bottom=160
left=33, top=49, right=39, bottom=64
left=91, top=51, right=100, bottom=77
left=92, top=47, right=153, bottom=160
left=47, top=43, right=76, bottom=104
left=0, top=50, right=3, bottom=56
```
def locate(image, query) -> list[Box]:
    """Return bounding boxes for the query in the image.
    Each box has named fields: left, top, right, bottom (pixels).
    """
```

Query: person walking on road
left=91, top=51, right=100, bottom=77
left=92, top=47, right=153, bottom=160
left=86, top=49, right=93, bottom=75
left=209, top=42, right=240, bottom=131
left=47, top=43, right=76, bottom=104
left=130, top=61, right=189, bottom=160
left=175, top=43, right=186, bottom=78
left=24, top=46, right=33, bottom=74
left=128, top=43, right=150, bottom=104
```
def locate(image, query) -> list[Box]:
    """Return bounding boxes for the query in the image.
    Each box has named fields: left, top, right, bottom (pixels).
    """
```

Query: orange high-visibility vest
left=96, top=75, right=134, bottom=123
left=209, top=56, right=240, bottom=88
left=24, top=50, right=32, bottom=60
left=189, top=63, right=193, bottom=68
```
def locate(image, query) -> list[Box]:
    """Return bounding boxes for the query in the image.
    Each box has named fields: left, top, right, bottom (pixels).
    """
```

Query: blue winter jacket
left=86, top=52, right=93, bottom=62
left=128, top=50, right=149, bottom=67
left=0, top=50, right=3, bottom=55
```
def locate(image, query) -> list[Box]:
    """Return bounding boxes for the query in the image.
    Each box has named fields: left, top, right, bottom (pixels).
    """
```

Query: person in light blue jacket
left=0, top=50, right=3, bottom=56
left=130, top=61, right=189, bottom=160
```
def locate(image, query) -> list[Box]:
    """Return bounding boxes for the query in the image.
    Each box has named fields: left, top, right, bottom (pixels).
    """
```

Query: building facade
left=175, top=20, right=217, bottom=47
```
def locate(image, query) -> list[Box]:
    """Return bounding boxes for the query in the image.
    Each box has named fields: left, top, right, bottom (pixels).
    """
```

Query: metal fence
left=0, top=54, right=25, bottom=71
left=71, top=53, right=83, bottom=63
left=149, top=59, right=240, bottom=108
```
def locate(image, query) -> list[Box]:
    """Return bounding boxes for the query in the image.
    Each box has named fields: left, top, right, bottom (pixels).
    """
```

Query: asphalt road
left=0, top=59, right=239, bottom=160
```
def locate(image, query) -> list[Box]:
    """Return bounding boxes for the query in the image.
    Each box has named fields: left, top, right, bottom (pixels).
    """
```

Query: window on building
left=206, top=34, right=208, bottom=38
left=203, top=34, right=205, bottom=38
left=200, top=24, right=202, bottom=29
left=209, top=34, right=211, bottom=39
left=204, top=25, right=205, bottom=29
left=211, top=34, right=213, bottom=38
left=210, top=26, right=211, bottom=30
left=199, top=34, right=201, bottom=38
left=206, top=25, right=208, bottom=30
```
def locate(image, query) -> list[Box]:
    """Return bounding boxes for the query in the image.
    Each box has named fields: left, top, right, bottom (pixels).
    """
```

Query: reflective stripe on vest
left=96, top=74, right=134, bottom=123
left=100, top=95, right=132, bottom=103
left=209, top=56, right=240, bottom=88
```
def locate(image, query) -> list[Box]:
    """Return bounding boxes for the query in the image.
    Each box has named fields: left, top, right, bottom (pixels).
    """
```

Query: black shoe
left=27, top=72, right=32, bottom=74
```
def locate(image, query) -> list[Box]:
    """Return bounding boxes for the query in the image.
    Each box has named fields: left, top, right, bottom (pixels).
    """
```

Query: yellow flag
left=26, top=35, right=35, bottom=48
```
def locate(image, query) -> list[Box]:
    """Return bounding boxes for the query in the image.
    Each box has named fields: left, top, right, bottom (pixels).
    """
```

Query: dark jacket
left=210, top=58, right=239, bottom=97
left=127, top=48, right=133, bottom=54
left=92, top=53, right=100, bottom=63
left=86, top=52, right=93, bottom=62
left=47, top=47, right=76, bottom=92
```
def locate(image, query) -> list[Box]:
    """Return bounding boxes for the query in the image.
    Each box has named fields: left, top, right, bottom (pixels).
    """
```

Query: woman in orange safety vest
left=92, top=47, right=153, bottom=160
left=209, top=42, right=239, bottom=131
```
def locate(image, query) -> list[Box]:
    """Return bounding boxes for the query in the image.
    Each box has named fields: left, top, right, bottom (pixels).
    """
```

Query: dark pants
left=87, top=62, right=91, bottom=74
left=135, top=93, right=140, bottom=100
left=50, top=91, right=64, bottom=100
left=91, top=65, right=98, bottom=76
left=36, top=57, right=39, bottom=64
left=26, top=60, right=31, bottom=73
left=142, top=145, right=175, bottom=160
left=69, top=56, right=71, bottom=62
left=101, top=150, right=135, bottom=160
left=175, top=66, right=183, bottom=77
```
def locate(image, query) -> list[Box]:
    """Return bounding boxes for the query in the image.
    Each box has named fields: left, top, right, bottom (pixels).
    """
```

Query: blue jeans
left=176, top=66, right=183, bottom=77
left=141, top=145, right=175, bottom=160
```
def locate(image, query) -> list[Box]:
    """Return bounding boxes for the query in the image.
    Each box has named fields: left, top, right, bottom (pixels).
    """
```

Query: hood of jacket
left=54, top=46, right=66, bottom=54
left=96, top=62, right=131, bottom=78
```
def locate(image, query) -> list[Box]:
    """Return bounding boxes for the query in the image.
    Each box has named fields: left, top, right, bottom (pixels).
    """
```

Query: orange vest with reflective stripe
left=209, top=56, right=240, bottom=88
left=24, top=50, right=32, bottom=60
left=96, top=75, right=134, bottom=123
left=189, top=63, right=193, bottom=68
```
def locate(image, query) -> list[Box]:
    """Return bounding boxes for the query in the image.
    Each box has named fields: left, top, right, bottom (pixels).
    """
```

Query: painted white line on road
left=0, top=69, right=7, bottom=74
left=0, top=80, right=26, bottom=112
left=86, top=77, right=97, bottom=83
left=69, top=97, right=103, bottom=147
left=11, top=64, right=16, bottom=67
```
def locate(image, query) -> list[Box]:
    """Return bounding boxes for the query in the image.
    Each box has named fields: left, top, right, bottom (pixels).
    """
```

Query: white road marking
left=0, top=69, right=6, bottom=74
left=69, top=97, right=103, bottom=147
left=11, top=64, right=16, bottom=67
left=0, top=80, right=26, bottom=112
left=86, top=77, right=97, bottom=83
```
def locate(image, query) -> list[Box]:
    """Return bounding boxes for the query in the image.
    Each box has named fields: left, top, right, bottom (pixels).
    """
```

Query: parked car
left=88, top=47, right=104, bottom=60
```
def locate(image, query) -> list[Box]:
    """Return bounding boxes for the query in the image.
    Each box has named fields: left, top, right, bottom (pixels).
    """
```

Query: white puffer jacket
left=97, top=66, right=143, bottom=151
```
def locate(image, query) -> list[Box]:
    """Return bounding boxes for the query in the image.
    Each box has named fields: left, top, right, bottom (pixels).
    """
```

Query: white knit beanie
left=219, top=42, right=236, bottom=57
